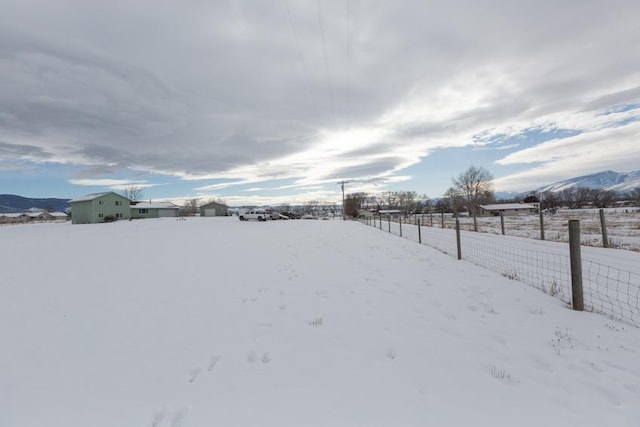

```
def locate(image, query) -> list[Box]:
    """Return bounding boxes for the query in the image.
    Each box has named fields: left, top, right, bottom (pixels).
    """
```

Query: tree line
left=344, top=166, right=640, bottom=218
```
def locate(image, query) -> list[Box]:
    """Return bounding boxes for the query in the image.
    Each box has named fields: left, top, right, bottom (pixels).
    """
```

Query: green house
left=130, top=202, right=180, bottom=219
left=69, top=192, right=131, bottom=224
left=200, top=201, right=229, bottom=217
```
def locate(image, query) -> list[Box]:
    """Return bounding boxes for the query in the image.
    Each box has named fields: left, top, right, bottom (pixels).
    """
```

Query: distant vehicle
left=239, top=209, right=268, bottom=221
left=281, top=212, right=301, bottom=219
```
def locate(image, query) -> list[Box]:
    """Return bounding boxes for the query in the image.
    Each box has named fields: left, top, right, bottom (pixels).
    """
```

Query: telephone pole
left=338, top=180, right=351, bottom=220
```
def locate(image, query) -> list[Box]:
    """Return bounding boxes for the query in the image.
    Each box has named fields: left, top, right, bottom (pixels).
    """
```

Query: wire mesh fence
left=359, top=215, right=640, bottom=327
left=583, top=260, right=640, bottom=327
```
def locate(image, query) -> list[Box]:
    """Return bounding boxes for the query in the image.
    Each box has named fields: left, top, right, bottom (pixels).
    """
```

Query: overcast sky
left=1, top=0, right=639, bottom=205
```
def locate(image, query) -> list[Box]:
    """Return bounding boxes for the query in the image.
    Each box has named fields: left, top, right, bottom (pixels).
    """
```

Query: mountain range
left=535, top=170, right=640, bottom=193
left=0, top=195, right=70, bottom=213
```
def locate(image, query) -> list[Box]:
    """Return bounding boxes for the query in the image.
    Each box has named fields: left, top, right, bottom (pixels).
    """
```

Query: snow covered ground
left=2, top=218, right=640, bottom=426
left=406, top=209, right=640, bottom=251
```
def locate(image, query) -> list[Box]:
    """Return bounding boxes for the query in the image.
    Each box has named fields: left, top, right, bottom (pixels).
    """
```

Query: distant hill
left=535, top=170, right=640, bottom=194
left=0, top=194, right=70, bottom=213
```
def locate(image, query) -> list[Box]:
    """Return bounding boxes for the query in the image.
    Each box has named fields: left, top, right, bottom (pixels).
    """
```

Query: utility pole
left=338, top=180, right=351, bottom=220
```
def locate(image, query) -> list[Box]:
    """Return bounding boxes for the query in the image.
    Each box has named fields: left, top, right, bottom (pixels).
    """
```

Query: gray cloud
left=0, top=140, right=52, bottom=159
left=1, top=0, right=639, bottom=199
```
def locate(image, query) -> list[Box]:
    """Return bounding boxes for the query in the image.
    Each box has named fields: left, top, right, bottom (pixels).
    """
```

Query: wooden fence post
left=430, top=212, right=433, bottom=227
left=379, top=214, right=382, bottom=230
left=473, top=211, right=478, bottom=232
left=599, top=208, right=609, bottom=248
left=441, top=212, right=445, bottom=228
left=388, top=214, right=391, bottom=233
left=399, top=216, right=403, bottom=237
left=539, top=210, right=545, bottom=241
left=455, top=218, right=462, bottom=260
left=500, top=212, right=505, bottom=235
left=418, top=218, right=422, bottom=244
left=568, top=220, right=584, bottom=311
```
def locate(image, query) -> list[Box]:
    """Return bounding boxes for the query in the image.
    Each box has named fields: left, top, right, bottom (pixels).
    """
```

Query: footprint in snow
left=208, top=355, right=221, bottom=371
left=187, top=367, right=202, bottom=383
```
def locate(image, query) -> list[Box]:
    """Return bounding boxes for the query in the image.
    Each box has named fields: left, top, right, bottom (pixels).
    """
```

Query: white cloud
left=494, top=121, right=640, bottom=191
left=1, top=1, right=640, bottom=201
left=68, top=178, right=154, bottom=190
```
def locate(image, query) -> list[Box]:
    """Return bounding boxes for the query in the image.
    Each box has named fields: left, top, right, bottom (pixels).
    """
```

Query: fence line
left=359, top=216, right=640, bottom=327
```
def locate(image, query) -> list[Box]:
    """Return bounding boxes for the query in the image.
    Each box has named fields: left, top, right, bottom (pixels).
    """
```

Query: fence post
left=500, top=212, right=505, bottom=235
left=441, top=212, right=445, bottom=228
left=399, top=216, right=403, bottom=237
left=388, top=214, right=391, bottom=233
left=539, top=210, right=545, bottom=241
left=379, top=214, right=382, bottom=230
left=599, top=208, right=608, bottom=248
left=568, top=220, right=584, bottom=311
left=473, top=211, right=478, bottom=232
left=417, top=218, right=422, bottom=244
left=430, top=212, right=433, bottom=227
left=455, top=218, right=462, bottom=260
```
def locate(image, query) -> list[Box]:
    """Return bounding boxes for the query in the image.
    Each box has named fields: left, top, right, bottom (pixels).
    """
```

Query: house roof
left=200, top=201, right=228, bottom=208
left=132, top=202, right=179, bottom=209
left=69, top=192, right=126, bottom=203
left=26, top=212, right=50, bottom=217
left=480, top=203, right=538, bottom=211
left=0, top=213, right=27, bottom=217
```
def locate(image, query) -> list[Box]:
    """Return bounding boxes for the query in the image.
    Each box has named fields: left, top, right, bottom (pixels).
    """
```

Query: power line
left=284, top=0, right=319, bottom=116
left=346, top=0, right=350, bottom=117
left=316, top=0, right=336, bottom=124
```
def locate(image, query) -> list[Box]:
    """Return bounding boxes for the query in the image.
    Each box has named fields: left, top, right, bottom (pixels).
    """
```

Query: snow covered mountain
left=536, top=170, right=640, bottom=193
left=0, top=194, right=70, bottom=213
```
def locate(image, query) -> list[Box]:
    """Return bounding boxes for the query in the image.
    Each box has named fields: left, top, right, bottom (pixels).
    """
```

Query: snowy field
left=404, top=209, right=640, bottom=252
left=2, top=217, right=640, bottom=426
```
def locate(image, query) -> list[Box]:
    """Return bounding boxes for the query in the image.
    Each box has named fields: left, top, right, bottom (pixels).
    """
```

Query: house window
left=138, top=209, right=149, bottom=214
left=115, top=201, right=123, bottom=206
left=98, top=200, right=103, bottom=205
left=116, top=213, right=123, bottom=218
left=98, top=213, right=104, bottom=218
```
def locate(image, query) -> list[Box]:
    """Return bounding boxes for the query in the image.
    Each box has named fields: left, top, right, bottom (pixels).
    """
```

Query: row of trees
left=344, top=166, right=496, bottom=217
left=515, top=187, right=638, bottom=211
left=345, top=165, right=640, bottom=218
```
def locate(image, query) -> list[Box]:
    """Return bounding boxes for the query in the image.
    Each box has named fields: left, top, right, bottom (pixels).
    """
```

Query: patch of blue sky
left=392, top=127, right=584, bottom=197
left=0, top=162, right=71, bottom=199
left=599, top=102, right=640, bottom=116
left=473, top=126, right=581, bottom=147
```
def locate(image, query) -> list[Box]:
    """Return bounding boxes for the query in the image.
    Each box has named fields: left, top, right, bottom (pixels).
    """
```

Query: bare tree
left=449, top=166, right=494, bottom=215
left=589, top=188, right=617, bottom=208
left=444, top=187, right=465, bottom=214
left=539, top=190, right=561, bottom=213
left=344, top=192, right=368, bottom=218
left=629, top=187, right=640, bottom=206
left=434, top=196, right=452, bottom=213
left=304, top=200, right=319, bottom=214
left=418, top=194, right=432, bottom=214
left=278, top=203, right=291, bottom=213
left=182, top=198, right=199, bottom=216
left=393, top=191, right=419, bottom=215
left=560, top=187, right=591, bottom=209
left=122, top=185, right=144, bottom=201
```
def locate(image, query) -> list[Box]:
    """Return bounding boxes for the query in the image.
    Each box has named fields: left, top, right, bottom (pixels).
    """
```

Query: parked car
left=281, top=212, right=301, bottom=219
left=239, top=209, right=268, bottom=221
